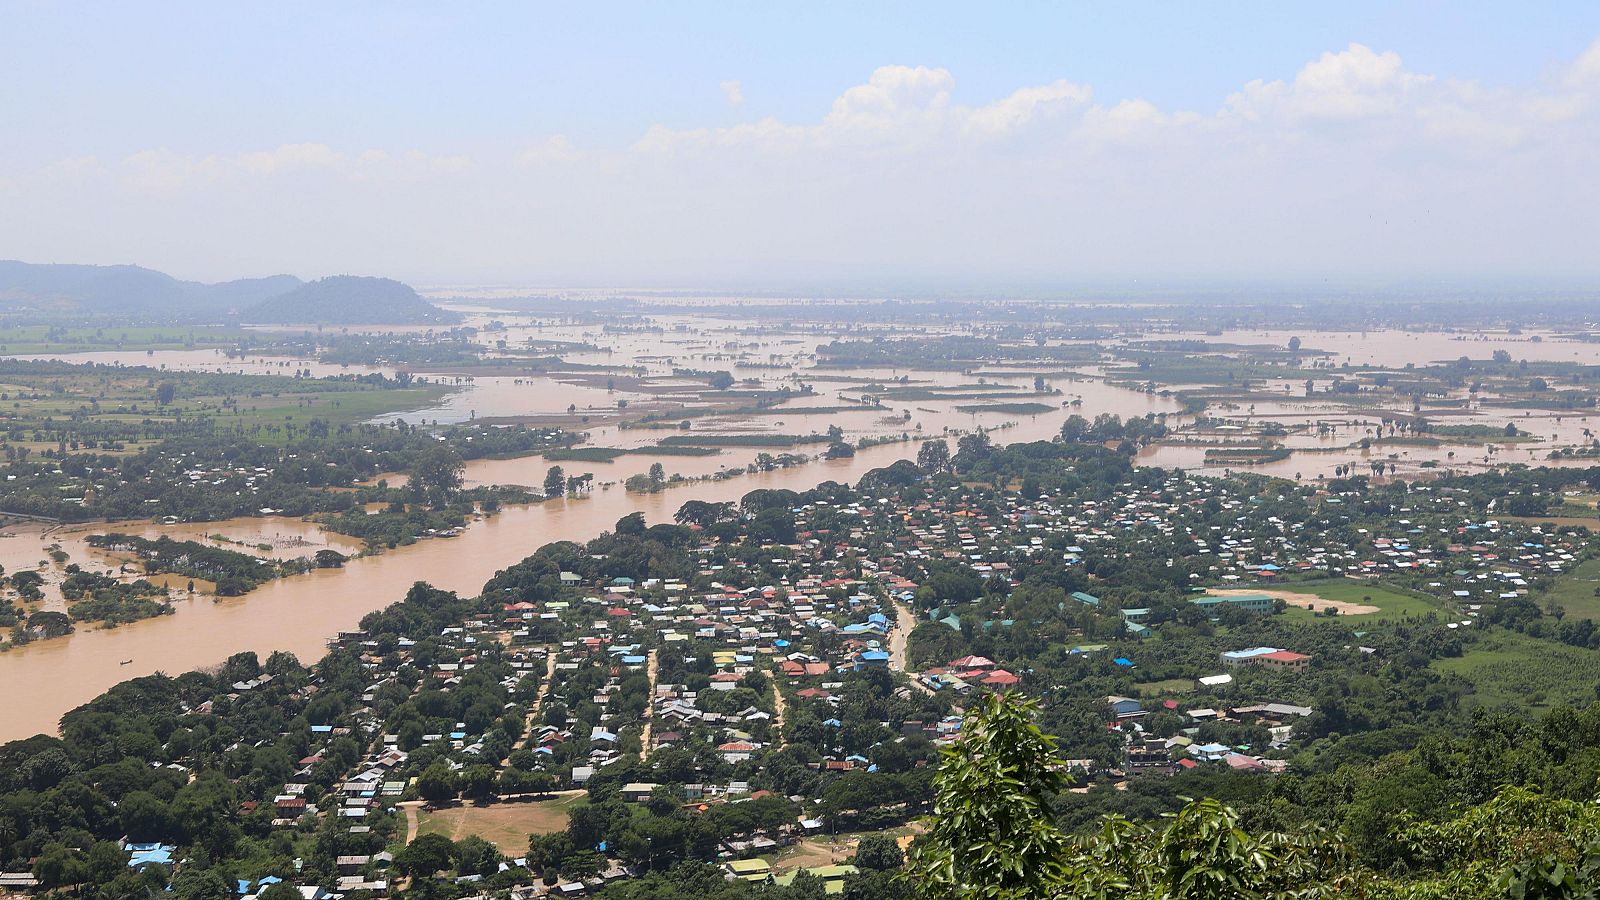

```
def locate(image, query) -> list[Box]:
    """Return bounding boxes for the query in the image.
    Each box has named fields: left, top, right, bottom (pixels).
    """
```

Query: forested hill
left=0, top=260, right=300, bottom=316
left=0, top=261, right=458, bottom=324
left=240, top=275, right=460, bottom=325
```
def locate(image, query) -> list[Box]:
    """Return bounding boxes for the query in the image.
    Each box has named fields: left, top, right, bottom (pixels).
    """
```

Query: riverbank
left=0, top=408, right=1081, bottom=742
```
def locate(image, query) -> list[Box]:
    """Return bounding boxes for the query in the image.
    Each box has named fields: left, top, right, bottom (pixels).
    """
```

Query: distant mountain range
left=0, top=260, right=459, bottom=325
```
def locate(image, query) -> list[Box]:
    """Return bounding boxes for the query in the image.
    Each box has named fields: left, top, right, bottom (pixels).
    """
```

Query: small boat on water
left=120, top=659, right=133, bottom=666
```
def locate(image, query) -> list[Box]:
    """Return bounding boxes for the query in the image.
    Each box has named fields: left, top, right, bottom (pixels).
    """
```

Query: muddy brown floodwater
left=0, top=399, right=1128, bottom=742
left=21, top=320, right=1561, bottom=739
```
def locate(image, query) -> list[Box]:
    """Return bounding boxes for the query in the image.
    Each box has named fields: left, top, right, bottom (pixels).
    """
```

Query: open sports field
left=417, top=794, right=587, bottom=849
left=1225, top=579, right=1443, bottom=621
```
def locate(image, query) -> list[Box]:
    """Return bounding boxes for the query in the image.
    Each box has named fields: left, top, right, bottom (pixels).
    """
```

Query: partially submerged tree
left=409, top=443, right=465, bottom=505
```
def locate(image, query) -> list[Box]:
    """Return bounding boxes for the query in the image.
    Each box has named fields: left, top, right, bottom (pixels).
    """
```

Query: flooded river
left=5, top=318, right=1589, bottom=741
left=0, top=377, right=1154, bottom=742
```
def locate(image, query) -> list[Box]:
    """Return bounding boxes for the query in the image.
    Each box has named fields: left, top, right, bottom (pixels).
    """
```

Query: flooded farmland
left=4, top=315, right=1600, bottom=741
left=0, top=311, right=1176, bottom=740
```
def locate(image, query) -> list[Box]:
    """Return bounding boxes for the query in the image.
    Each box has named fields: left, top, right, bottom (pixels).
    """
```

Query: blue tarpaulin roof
left=128, top=844, right=174, bottom=868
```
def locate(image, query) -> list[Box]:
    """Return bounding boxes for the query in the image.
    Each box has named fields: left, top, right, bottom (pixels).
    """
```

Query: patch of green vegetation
left=316, top=504, right=469, bottom=549
left=1203, top=446, right=1292, bottom=464
left=1274, top=579, right=1445, bottom=621
left=86, top=533, right=308, bottom=595
left=875, top=389, right=1046, bottom=402
left=1103, top=354, right=1323, bottom=387
left=1133, top=678, right=1195, bottom=698
left=954, top=402, right=1056, bottom=414
left=56, top=571, right=174, bottom=627
left=542, top=447, right=628, bottom=462
left=1430, top=423, right=1531, bottom=442
left=1369, top=436, right=1443, bottom=447
left=544, top=444, right=722, bottom=462
left=1538, top=556, right=1600, bottom=620
left=629, top=444, right=721, bottom=456
left=0, top=325, right=263, bottom=354
left=1434, top=629, right=1600, bottom=710
left=659, top=433, right=829, bottom=448
left=0, top=358, right=456, bottom=453
left=234, top=383, right=454, bottom=432
left=741, top=405, right=878, bottom=416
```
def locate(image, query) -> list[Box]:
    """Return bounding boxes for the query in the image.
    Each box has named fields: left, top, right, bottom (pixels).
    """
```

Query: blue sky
left=4, top=2, right=1600, bottom=288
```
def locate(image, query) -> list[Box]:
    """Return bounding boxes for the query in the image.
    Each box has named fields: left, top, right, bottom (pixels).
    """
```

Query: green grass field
left=1134, top=678, right=1196, bottom=698
left=0, top=325, right=262, bottom=354
left=953, top=402, right=1057, bottom=415
left=543, top=444, right=722, bottom=463
left=1273, top=579, right=1444, bottom=622
left=1434, top=629, right=1600, bottom=710
left=1537, top=556, right=1600, bottom=620
left=0, top=365, right=455, bottom=455
left=233, top=384, right=453, bottom=429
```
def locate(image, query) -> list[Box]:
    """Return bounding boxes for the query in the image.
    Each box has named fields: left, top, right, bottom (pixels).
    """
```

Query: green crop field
left=1538, top=556, right=1600, bottom=620
left=1134, top=678, right=1196, bottom=698
left=1434, top=630, right=1600, bottom=710
left=0, top=325, right=266, bottom=354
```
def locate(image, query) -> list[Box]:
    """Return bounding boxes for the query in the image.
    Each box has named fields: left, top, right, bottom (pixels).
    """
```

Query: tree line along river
left=0, top=389, right=1151, bottom=742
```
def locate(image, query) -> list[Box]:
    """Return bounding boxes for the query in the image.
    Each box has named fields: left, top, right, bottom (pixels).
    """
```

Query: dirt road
left=889, top=598, right=932, bottom=694
left=639, top=648, right=660, bottom=760
left=399, top=800, right=423, bottom=843
left=505, top=647, right=558, bottom=763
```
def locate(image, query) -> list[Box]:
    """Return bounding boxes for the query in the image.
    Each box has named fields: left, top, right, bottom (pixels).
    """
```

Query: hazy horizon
left=5, top=2, right=1600, bottom=289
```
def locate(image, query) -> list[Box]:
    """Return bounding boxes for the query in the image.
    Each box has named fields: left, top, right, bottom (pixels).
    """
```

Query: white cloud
left=822, top=64, right=953, bottom=133
left=237, top=141, right=343, bottom=175
left=1566, top=35, right=1600, bottom=88
left=963, top=79, right=1092, bottom=137
left=517, top=135, right=581, bottom=166
left=8, top=37, right=1600, bottom=284
left=720, top=79, right=744, bottom=107
left=640, top=65, right=1091, bottom=153
left=1075, top=99, right=1203, bottom=145
left=1223, top=44, right=1434, bottom=128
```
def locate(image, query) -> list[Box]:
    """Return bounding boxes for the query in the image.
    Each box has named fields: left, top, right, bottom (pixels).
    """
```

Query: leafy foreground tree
left=907, top=692, right=1074, bottom=898
left=904, top=692, right=1600, bottom=899
left=1063, top=799, right=1350, bottom=900
left=1387, top=787, right=1600, bottom=899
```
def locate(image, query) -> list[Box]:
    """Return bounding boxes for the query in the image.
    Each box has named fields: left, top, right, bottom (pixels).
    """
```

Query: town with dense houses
left=8, top=430, right=1600, bottom=897
left=9, top=7, right=1600, bottom=893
